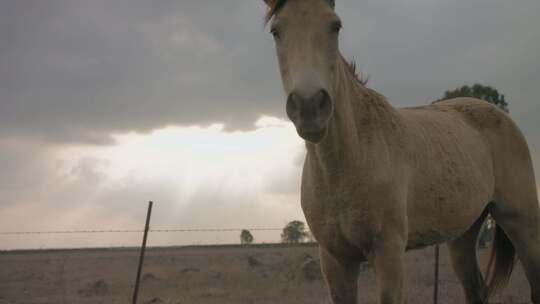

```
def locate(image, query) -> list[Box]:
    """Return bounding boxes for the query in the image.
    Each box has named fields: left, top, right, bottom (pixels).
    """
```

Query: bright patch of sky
left=60, top=116, right=302, bottom=201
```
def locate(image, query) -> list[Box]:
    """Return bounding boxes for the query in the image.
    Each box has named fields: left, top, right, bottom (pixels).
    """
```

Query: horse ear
left=328, top=0, right=335, bottom=8
left=263, top=0, right=274, bottom=7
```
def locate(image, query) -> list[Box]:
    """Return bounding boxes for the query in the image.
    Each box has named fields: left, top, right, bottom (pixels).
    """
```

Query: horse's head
left=264, top=0, right=341, bottom=143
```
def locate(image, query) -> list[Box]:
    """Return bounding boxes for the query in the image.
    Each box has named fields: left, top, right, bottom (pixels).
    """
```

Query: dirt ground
left=0, top=244, right=531, bottom=304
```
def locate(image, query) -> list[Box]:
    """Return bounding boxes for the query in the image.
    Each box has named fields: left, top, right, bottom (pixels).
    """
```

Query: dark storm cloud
left=1, top=0, right=539, bottom=145
left=0, top=0, right=280, bottom=144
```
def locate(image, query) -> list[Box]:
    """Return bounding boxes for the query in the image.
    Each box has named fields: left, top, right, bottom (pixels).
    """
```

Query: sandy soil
left=0, top=244, right=531, bottom=304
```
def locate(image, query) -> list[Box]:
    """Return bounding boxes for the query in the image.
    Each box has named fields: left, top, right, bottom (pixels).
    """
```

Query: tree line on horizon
left=240, top=220, right=314, bottom=245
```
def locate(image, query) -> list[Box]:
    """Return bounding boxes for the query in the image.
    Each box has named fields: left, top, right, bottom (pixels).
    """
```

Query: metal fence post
left=132, top=201, right=153, bottom=304
left=434, top=244, right=440, bottom=304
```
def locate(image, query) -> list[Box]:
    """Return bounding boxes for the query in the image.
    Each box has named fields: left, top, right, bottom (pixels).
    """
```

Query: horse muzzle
left=286, top=89, right=333, bottom=143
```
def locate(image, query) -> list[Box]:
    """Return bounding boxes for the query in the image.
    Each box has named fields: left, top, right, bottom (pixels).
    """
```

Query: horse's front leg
left=371, top=233, right=406, bottom=304
left=320, top=247, right=360, bottom=304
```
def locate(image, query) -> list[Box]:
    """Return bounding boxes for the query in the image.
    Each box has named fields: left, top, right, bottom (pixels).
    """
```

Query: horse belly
left=405, top=114, right=496, bottom=249
left=406, top=165, right=494, bottom=249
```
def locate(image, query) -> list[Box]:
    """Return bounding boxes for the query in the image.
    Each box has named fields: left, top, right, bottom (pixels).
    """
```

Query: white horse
left=262, top=0, right=540, bottom=303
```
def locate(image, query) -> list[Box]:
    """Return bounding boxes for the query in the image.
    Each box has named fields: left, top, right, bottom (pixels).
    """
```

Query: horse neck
left=305, top=55, right=402, bottom=180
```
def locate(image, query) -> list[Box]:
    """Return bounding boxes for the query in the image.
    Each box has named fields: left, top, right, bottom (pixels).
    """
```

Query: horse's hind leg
left=447, top=209, right=489, bottom=304
left=491, top=193, right=540, bottom=303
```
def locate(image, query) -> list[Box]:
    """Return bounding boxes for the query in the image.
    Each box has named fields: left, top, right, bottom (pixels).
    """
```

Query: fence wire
left=0, top=227, right=283, bottom=235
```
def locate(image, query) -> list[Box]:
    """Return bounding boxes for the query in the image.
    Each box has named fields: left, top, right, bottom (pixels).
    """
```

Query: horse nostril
left=286, top=92, right=301, bottom=121
left=316, top=92, right=326, bottom=108
left=319, top=96, right=327, bottom=109
left=289, top=93, right=299, bottom=111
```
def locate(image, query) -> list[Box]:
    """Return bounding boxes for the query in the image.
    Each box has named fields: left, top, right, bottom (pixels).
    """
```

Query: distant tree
left=440, top=84, right=509, bottom=113
left=240, top=229, right=254, bottom=245
left=281, top=220, right=309, bottom=244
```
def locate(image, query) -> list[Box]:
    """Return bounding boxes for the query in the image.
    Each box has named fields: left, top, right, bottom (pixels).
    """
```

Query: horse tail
left=485, top=224, right=516, bottom=297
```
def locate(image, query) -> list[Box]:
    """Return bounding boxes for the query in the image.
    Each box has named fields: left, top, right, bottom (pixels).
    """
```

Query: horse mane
left=345, top=58, right=369, bottom=86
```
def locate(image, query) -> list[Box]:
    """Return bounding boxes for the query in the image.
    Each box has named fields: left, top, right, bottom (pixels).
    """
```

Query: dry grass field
left=0, top=244, right=531, bottom=304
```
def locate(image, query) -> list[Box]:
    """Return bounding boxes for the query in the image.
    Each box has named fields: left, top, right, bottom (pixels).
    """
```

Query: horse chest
left=301, top=184, right=380, bottom=257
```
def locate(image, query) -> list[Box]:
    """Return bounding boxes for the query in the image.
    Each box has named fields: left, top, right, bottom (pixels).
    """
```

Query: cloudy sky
left=1, top=0, right=539, bottom=249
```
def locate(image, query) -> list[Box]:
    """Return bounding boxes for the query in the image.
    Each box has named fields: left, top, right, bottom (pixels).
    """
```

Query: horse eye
left=270, top=26, right=281, bottom=40
left=330, top=21, right=342, bottom=33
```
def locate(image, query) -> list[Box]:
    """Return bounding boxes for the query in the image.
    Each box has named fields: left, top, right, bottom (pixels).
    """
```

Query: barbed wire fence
left=0, top=202, right=454, bottom=303
left=0, top=228, right=284, bottom=235
left=0, top=227, right=289, bottom=249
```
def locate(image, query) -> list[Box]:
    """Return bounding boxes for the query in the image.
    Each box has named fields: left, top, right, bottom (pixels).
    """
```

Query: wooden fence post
left=132, top=201, right=153, bottom=304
